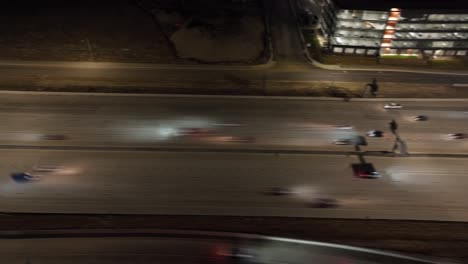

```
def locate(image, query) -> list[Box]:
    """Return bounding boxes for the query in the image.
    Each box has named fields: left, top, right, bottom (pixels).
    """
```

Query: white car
left=333, top=139, right=352, bottom=145
left=33, top=166, right=64, bottom=172
left=367, top=130, right=384, bottom=137
left=334, top=125, right=353, bottom=130
left=384, top=103, right=402, bottom=109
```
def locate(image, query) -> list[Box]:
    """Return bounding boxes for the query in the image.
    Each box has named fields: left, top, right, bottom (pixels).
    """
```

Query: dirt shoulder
left=2, top=80, right=467, bottom=99
left=0, top=1, right=179, bottom=63
left=0, top=0, right=267, bottom=64
left=0, top=213, right=466, bottom=262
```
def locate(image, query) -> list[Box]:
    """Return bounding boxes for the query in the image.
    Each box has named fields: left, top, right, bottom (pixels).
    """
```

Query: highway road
left=0, top=93, right=467, bottom=221
left=1, top=149, right=468, bottom=221
left=0, top=232, right=438, bottom=264
left=1, top=93, right=468, bottom=155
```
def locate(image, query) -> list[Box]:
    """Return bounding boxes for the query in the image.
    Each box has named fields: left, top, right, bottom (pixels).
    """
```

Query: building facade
left=317, top=0, right=468, bottom=57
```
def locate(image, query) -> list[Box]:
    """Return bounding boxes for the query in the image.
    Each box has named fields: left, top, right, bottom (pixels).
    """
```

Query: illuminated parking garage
left=316, top=0, right=468, bottom=57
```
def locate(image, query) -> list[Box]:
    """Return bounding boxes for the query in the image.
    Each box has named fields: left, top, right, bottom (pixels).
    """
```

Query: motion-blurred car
left=384, top=103, right=402, bottom=109
left=265, top=187, right=295, bottom=196
left=309, top=198, right=339, bottom=208
left=352, top=163, right=381, bottom=179
left=216, top=246, right=254, bottom=261
left=412, top=115, right=428, bottom=121
left=40, top=134, right=68, bottom=140
left=367, top=130, right=384, bottom=137
left=11, top=172, right=40, bottom=183
left=179, top=128, right=211, bottom=137
left=334, top=125, right=353, bottom=130
left=333, top=139, right=352, bottom=145
left=448, top=133, right=466, bottom=140
left=220, top=136, right=255, bottom=143
left=33, top=166, right=63, bottom=172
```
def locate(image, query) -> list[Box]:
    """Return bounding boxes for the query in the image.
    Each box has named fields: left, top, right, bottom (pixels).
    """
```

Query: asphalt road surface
left=0, top=234, right=437, bottom=264
left=1, top=93, right=468, bottom=155
left=1, top=149, right=468, bottom=221
left=0, top=93, right=468, bottom=221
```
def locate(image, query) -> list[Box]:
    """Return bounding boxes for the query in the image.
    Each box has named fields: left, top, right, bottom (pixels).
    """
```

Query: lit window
left=356, top=48, right=365, bottom=54
left=333, top=47, right=343, bottom=53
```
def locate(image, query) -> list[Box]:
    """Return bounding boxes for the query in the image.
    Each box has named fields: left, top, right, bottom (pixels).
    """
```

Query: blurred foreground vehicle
left=216, top=246, right=255, bottom=262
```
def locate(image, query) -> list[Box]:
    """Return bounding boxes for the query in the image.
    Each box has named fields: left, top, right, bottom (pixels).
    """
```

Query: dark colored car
left=412, top=115, right=428, bottom=121
left=40, top=134, right=68, bottom=140
left=448, top=133, right=466, bottom=140
left=11, top=172, right=40, bottom=183
left=309, top=198, right=339, bottom=208
left=352, top=163, right=381, bottom=179
left=216, top=246, right=254, bottom=262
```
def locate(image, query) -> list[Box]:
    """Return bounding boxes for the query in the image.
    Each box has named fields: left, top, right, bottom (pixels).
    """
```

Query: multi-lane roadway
left=0, top=93, right=468, bottom=154
left=1, top=148, right=468, bottom=221
left=1, top=93, right=468, bottom=221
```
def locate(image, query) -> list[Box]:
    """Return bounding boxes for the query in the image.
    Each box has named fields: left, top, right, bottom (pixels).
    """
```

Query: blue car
left=11, top=172, right=40, bottom=183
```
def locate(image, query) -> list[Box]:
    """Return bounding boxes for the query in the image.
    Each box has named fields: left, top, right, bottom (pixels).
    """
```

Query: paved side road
left=0, top=230, right=443, bottom=264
